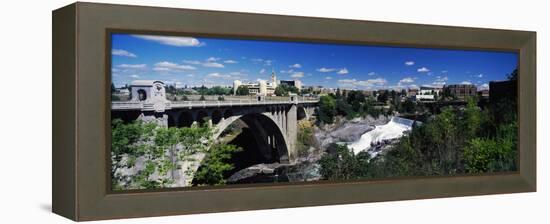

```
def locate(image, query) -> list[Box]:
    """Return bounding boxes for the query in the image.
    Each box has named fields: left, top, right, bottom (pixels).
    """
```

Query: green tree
left=236, top=86, right=249, bottom=95
left=347, top=90, right=366, bottom=112
left=461, top=97, right=483, bottom=139
left=401, top=98, right=415, bottom=113
left=336, top=98, right=354, bottom=119
left=296, top=120, right=315, bottom=156
left=199, top=95, right=206, bottom=101
left=111, top=120, right=217, bottom=190
left=193, top=144, right=242, bottom=185
left=318, top=144, right=361, bottom=180
left=208, top=86, right=231, bottom=95
left=377, top=90, right=389, bottom=103
left=318, top=95, right=337, bottom=124
left=111, top=83, right=116, bottom=93
left=275, top=84, right=299, bottom=96
left=274, top=85, right=288, bottom=96
left=464, top=122, right=517, bottom=173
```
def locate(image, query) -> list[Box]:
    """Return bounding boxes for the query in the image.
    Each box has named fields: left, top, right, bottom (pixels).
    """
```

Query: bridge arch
left=196, top=110, right=210, bottom=124
left=189, top=112, right=291, bottom=185
left=211, top=110, right=222, bottom=124
left=297, top=106, right=307, bottom=120
left=178, top=111, right=194, bottom=127
left=223, top=109, right=233, bottom=119
left=213, top=112, right=290, bottom=163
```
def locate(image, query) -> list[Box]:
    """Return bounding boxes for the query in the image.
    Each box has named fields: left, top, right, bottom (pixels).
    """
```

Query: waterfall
left=348, top=116, right=416, bottom=156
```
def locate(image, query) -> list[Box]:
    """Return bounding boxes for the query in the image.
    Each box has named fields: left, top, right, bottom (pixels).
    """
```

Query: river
left=227, top=116, right=417, bottom=184
left=348, top=116, right=417, bottom=157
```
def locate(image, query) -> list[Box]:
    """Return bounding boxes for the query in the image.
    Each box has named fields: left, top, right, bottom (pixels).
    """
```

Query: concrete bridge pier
left=286, top=105, right=297, bottom=161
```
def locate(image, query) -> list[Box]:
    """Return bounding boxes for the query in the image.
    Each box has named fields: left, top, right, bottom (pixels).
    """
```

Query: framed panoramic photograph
left=53, top=2, right=536, bottom=221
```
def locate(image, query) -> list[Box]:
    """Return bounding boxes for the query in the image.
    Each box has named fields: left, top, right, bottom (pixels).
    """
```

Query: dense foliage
left=319, top=70, right=518, bottom=179
left=274, top=84, right=299, bottom=96
left=296, top=120, right=316, bottom=157
left=236, top=85, right=250, bottom=96
left=193, top=144, right=242, bottom=186
left=319, top=95, right=518, bottom=180
left=317, top=95, right=337, bottom=124
left=317, top=90, right=404, bottom=124
left=318, top=144, right=371, bottom=180
left=111, top=119, right=240, bottom=190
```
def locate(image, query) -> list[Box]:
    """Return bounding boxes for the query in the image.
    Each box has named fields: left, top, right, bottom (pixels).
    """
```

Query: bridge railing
left=169, top=99, right=318, bottom=108
left=112, top=98, right=319, bottom=110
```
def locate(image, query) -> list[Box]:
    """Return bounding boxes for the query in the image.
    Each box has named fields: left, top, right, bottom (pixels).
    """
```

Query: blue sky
left=111, top=33, right=518, bottom=91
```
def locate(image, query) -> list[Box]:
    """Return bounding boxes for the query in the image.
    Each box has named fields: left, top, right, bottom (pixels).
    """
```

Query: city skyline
left=111, top=33, right=518, bottom=90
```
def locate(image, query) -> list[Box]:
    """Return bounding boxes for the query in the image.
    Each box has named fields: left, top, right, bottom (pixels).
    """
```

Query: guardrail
left=111, top=99, right=319, bottom=111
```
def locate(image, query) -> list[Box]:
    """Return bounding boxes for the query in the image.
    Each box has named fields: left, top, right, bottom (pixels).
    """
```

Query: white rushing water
left=348, top=117, right=415, bottom=156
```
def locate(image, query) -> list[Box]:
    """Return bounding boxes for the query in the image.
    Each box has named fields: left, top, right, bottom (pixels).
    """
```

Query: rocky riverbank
left=315, top=115, right=390, bottom=150
left=227, top=116, right=392, bottom=184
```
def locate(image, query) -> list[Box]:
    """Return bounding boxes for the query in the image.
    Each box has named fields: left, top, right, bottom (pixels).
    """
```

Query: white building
left=233, top=72, right=278, bottom=96
left=130, top=80, right=170, bottom=112
left=415, top=87, right=440, bottom=102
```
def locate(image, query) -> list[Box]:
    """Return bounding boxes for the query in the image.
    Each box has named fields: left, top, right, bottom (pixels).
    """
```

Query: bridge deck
left=111, top=100, right=319, bottom=111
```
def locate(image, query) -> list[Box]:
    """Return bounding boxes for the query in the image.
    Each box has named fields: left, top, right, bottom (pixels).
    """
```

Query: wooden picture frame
left=53, top=2, right=536, bottom=221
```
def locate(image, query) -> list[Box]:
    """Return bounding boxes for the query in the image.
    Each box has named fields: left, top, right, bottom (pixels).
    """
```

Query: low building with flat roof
left=444, top=84, right=477, bottom=99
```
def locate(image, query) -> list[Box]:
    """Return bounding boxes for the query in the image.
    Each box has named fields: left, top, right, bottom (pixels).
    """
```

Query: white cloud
left=130, top=74, right=139, bottom=78
left=207, top=73, right=232, bottom=79
left=417, top=67, right=430, bottom=73
left=154, top=61, right=196, bottom=71
left=317, top=67, right=336, bottom=73
left=339, top=79, right=356, bottom=83
left=405, top=61, right=415, bottom=66
left=182, top=60, right=202, bottom=65
left=398, top=77, right=415, bottom=85
left=442, top=70, right=448, bottom=73
left=207, top=57, right=220, bottom=62
left=290, top=63, right=302, bottom=68
left=325, top=76, right=332, bottom=80
left=436, top=76, right=448, bottom=82
left=338, top=78, right=387, bottom=89
left=291, top=72, right=304, bottom=78
left=153, top=67, right=171, bottom=71
left=259, top=68, right=266, bottom=74
left=223, top=60, right=238, bottom=64
left=368, top=72, right=376, bottom=76
left=132, top=35, right=204, bottom=47
left=117, top=64, right=146, bottom=69
left=478, top=83, right=490, bottom=90
left=182, top=59, right=225, bottom=68
left=202, top=62, right=225, bottom=68
left=112, top=49, right=137, bottom=58
left=431, top=76, right=448, bottom=87
left=478, top=73, right=484, bottom=78
left=461, top=81, right=472, bottom=85
left=251, top=58, right=273, bottom=66
left=337, top=68, right=349, bottom=75
left=358, top=78, right=387, bottom=86
left=229, top=71, right=247, bottom=77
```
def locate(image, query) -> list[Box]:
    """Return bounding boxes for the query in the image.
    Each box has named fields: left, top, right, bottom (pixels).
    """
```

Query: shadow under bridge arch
left=212, top=112, right=290, bottom=168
